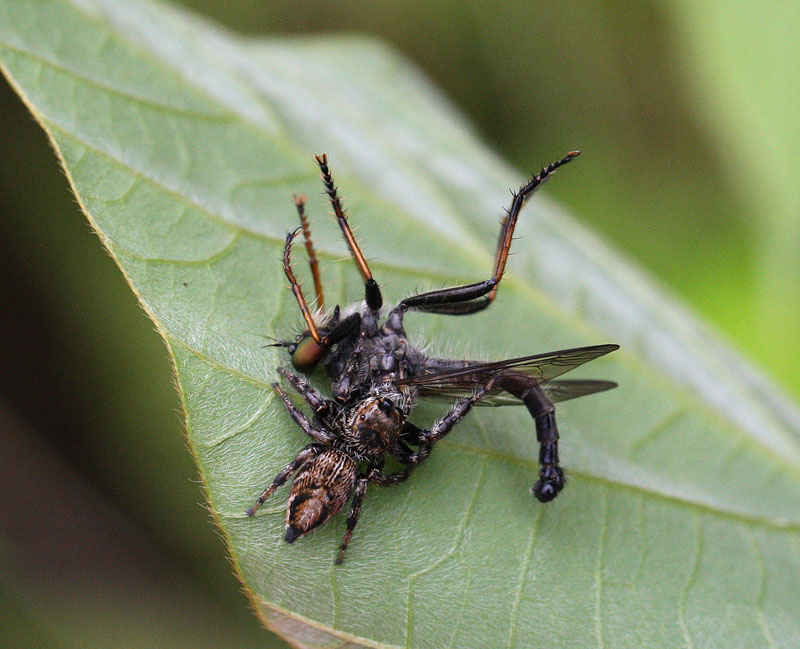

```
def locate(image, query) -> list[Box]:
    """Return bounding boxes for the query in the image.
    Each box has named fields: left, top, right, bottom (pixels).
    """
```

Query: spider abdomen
left=284, top=449, right=357, bottom=543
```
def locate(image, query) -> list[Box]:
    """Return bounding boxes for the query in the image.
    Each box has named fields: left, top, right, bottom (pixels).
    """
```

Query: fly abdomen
left=285, top=449, right=357, bottom=542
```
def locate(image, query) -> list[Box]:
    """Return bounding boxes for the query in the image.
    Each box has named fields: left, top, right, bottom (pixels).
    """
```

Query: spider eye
left=291, top=335, right=325, bottom=372
left=359, top=414, right=366, bottom=421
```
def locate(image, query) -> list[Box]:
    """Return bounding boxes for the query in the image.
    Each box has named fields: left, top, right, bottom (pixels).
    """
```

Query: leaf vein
left=677, top=512, right=701, bottom=649
left=631, top=407, right=688, bottom=456
left=0, top=36, right=234, bottom=120
left=747, top=528, right=777, bottom=649
left=193, top=397, right=272, bottom=449
left=506, top=505, right=542, bottom=649
left=594, top=485, right=609, bottom=649
left=405, top=456, right=488, bottom=649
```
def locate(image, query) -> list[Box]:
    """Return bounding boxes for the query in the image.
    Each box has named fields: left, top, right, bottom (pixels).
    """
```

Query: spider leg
left=293, top=194, right=325, bottom=311
left=422, top=384, right=490, bottom=443
left=367, top=467, right=413, bottom=486
left=272, top=382, right=334, bottom=445
left=277, top=367, right=334, bottom=417
left=359, top=386, right=487, bottom=488
left=246, top=444, right=322, bottom=516
left=390, top=439, right=421, bottom=464
left=386, top=151, right=580, bottom=328
left=399, top=420, right=425, bottom=445
left=315, top=153, right=382, bottom=313
left=335, top=476, right=368, bottom=564
left=367, top=441, right=433, bottom=486
left=369, top=388, right=487, bottom=488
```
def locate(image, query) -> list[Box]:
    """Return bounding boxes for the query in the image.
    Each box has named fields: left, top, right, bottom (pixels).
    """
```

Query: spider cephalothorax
left=342, top=392, right=404, bottom=455
left=247, top=152, right=618, bottom=563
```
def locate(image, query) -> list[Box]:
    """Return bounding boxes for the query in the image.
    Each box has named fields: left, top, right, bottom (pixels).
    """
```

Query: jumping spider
left=247, top=152, right=618, bottom=563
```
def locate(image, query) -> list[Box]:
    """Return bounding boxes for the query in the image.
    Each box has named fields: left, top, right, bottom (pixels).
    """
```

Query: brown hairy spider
left=247, top=152, right=618, bottom=563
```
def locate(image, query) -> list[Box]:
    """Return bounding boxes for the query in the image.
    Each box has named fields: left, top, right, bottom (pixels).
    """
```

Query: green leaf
left=2, top=1, right=800, bottom=647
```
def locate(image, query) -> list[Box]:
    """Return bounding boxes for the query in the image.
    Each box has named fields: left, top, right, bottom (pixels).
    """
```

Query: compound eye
left=291, top=334, right=325, bottom=372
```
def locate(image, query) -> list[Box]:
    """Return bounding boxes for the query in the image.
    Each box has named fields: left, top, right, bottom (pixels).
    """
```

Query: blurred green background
left=2, top=1, right=797, bottom=647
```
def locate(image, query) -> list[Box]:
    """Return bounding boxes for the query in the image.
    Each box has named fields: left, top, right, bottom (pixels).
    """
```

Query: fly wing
left=541, top=379, right=618, bottom=403
left=396, top=344, right=619, bottom=391
left=412, top=379, right=618, bottom=407
left=409, top=387, right=522, bottom=406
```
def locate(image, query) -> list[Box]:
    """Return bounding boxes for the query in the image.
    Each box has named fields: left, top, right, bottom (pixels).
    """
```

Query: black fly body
left=247, top=152, right=618, bottom=563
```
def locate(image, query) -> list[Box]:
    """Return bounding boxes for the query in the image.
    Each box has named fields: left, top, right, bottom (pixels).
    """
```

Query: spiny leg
left=272, top=382, right=334, bottom=445
left=293, top=194, right=325, bottom=310
left=489, top=151, right=580, bottom=300
left=246, top=444, right=321, bottom=516
left=388, top=151, right=580, bottom=324
left=335, top=476, right=368, bottom=564
left=282, top=228, right=323, bottom=344
left=282, top=229, right=361, bottom=360
left=277, top=367, right=334, bottom=416
left=423, top=384, right=490, bottom=444
left=315, top=153, right=382, bottom=312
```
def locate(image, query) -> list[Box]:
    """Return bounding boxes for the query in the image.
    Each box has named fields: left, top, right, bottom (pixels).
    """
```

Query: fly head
left=289, top=333, right=326, bottom=372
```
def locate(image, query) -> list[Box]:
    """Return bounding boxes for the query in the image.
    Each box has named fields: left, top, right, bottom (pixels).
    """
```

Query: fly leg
left=315, top=153, right=382, bottom=313
left=246, top=444, right=322, bottom=516
left=270, top=198, right=329, bottom=354
left=280, top=229, right=362, bottom=372
left=293, top=194, right=325, bottom=310
left=496, top=377, right=564, bottom=502
left=336, top=476, right=368, bottom=564
left=281, top=228, right=325, bottom=345
left=330, top=331, right=365, bottom=402
left=385, top=151, right=580, bottom=330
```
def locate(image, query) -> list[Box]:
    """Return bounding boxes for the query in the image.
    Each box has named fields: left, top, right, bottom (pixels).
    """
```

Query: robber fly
left=247, top=152, right=618, bottom=563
